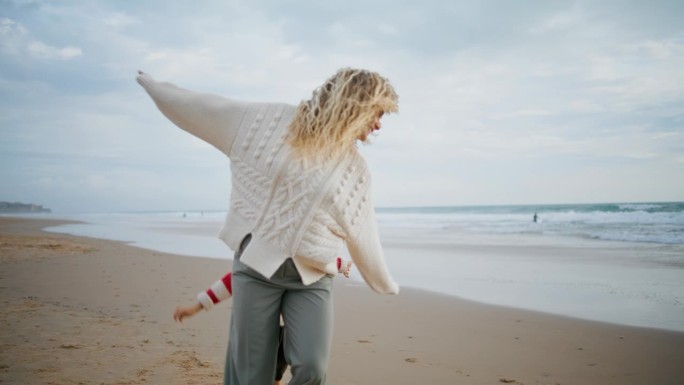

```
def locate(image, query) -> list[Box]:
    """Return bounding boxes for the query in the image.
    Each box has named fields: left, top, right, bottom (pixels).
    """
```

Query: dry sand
left=1, top=216, right=683, bottom=385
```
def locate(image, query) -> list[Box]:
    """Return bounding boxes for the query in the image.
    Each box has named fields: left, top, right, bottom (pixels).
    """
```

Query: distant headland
left=0, top=201, right=51, bottom=214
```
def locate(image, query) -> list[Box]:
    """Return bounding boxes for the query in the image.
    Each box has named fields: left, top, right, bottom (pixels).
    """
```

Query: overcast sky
left=1, top=0, right=683, bottom=213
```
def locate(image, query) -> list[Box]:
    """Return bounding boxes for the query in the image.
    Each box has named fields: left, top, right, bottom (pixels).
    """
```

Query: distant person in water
left=533, top=212, right=538, bottom=223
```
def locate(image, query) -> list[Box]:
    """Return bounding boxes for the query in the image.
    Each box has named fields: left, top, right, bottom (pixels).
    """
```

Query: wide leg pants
left=224, top=236, right=334, bottom=385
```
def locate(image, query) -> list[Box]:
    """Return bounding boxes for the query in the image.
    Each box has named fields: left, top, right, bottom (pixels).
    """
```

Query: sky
left=1, top=0, right=683, bottom=213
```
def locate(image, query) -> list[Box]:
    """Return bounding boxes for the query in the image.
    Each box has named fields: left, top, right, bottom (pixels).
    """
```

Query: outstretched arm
left=173, top=272, right=233, bottom=323
left=136, top=71, right=247, bottom=157
left=173, top=302, right=203, bottom=323
left=196, top=272, right=233, bottom=310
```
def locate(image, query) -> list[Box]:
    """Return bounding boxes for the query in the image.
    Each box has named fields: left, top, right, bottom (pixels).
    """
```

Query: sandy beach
left=1, top=217, right=683, bottom=385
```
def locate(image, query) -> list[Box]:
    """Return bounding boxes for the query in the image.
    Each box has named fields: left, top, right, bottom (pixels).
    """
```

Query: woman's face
left=358, top=111, right=384, bottom=141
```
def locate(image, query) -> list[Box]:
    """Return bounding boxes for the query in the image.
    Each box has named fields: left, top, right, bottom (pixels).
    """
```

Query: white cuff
left=197, top=292, right=215, bottom=311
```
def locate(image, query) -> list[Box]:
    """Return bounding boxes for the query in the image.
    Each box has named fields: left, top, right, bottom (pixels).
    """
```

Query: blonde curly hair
left=287, top=68, right=398, bottom=158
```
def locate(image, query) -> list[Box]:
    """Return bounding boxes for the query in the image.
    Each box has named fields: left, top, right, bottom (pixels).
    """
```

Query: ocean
left=377, top=201, right=684, bottom=244
left=36, top=201, right=684, bottom=331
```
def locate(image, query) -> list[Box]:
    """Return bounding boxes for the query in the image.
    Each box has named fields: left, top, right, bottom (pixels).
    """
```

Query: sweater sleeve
left=334, top=159, right=399, bottom=294
left=136, top=73, right=247, bottom=157
left=197, top=272, right=233, bottom=311
left=346, top=207, right=399, bottom=295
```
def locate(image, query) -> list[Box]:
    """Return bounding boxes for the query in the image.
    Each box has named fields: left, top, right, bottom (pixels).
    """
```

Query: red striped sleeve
left=207, top=289, right=219, bottom=304
left=222, top=272, right=232, bottom=295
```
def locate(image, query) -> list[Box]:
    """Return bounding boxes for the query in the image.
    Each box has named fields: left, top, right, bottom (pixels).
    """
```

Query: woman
left=137, top=67, right=399, bottom=385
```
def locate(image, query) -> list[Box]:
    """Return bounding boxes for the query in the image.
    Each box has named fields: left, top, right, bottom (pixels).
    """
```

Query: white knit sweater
left=137, top=74, right=399, bottom=294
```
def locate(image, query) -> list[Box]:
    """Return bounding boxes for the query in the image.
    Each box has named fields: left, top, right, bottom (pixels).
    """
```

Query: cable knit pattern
left=230, top=159, right=269, bottom=223
left=137, top=73, right=399, bottom=294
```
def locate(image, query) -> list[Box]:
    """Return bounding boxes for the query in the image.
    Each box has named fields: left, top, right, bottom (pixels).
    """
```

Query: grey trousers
left=225, top=235, right=334, bottom=385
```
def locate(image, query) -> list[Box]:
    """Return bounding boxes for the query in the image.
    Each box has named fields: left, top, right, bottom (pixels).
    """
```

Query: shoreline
left=27, top=213, right=684, bottom=331
left=2, top=216, right=684, bottom=384
left=20, top=216, right=684, bottom=333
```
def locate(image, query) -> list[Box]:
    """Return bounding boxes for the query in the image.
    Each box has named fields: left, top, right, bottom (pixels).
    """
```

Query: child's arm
left=196, top=272, right=233, bottom=310
left=173, top=272, right=233, bottom=323
left=173, top=302, right=203, bottom=323
left=173, top=259, right=350, bottom=323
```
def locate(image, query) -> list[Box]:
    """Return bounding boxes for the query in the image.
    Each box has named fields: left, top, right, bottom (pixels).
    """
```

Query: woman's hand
left=136, top=70, right=151, bottom=86
left=173, top=302, right=203, bottom=323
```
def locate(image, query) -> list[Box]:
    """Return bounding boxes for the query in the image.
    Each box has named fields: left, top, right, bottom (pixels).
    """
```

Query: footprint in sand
left=59, top=344, right=83, bottom=349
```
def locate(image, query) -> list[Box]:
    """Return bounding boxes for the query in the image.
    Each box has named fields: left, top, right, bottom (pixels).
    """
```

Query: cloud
left=103, top=12, right=138, bottom=28
left=26, top=40, right=82, bottom=59
left=2, top=0, right=684, bottom=211
left=0, top=17, right=82, bottom=59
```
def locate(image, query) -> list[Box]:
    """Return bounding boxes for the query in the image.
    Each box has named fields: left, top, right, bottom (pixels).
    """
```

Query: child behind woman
left=173, top=258, right=353, bottom=385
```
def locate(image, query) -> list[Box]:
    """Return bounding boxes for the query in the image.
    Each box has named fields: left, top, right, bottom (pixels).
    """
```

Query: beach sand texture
left=1, top=217, right=683, bottom=385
